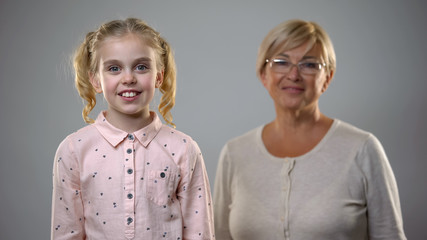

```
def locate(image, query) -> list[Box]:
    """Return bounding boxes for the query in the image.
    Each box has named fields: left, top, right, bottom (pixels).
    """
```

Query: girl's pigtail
left=74, top=32, right=97, bottom=124
left=158, top=38, right=177, bottom=128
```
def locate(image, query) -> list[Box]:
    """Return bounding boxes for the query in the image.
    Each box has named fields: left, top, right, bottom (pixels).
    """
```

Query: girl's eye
left=135, top=64, right=148, bottom=71
left=108, top=66, right=120, bottom=72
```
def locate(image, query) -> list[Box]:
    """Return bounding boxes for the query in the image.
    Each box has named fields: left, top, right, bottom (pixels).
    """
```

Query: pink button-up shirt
left=51, top=112, right=215, bottom=240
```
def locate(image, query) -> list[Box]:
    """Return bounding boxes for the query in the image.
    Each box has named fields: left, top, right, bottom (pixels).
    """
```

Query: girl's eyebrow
left=102, top=59, right=120, bottom=66
left=133, top=57, right=153, bottom=63
left=102, top=57, right=153, bottom=66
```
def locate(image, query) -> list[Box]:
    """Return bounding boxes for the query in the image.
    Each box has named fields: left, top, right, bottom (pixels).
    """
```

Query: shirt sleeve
left=213, top=144, right=233, bottom=240
left=51, top=136, right=85, bottom=240
left=357, top=135, right=406, bottom=240
left=177, top=140, right=215, bottom=240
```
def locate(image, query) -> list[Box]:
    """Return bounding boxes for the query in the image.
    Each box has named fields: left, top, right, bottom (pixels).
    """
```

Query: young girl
left=51, top=18, right=215, bottom=240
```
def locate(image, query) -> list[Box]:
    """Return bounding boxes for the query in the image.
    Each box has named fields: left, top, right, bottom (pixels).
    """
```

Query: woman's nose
left=286, top=65, right=300, bottom=81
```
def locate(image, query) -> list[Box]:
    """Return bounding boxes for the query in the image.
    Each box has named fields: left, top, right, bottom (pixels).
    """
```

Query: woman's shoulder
left=331, top=119, right=383, bottom=153
left=333, top=119, right=375, bottom=142
left=222, top=126, right=263, bottom=152
left=334, top=120, right=394, bottom=180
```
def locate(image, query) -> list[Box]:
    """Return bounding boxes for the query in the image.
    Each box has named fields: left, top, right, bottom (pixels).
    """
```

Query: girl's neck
left=104, top=109, right=153, bottom=133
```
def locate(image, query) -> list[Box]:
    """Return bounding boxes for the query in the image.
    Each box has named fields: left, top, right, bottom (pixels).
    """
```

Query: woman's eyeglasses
left=266, top=58, right=326, bottom=75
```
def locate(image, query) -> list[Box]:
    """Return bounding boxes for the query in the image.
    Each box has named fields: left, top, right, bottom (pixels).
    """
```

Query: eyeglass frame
left=265, top=58, right=327, bottom=75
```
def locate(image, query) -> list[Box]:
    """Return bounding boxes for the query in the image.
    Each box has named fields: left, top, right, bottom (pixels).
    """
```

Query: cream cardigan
left=214, top=119, right=406, bottom=240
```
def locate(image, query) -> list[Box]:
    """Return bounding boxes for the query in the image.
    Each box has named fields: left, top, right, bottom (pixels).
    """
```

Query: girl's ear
left=89, top=72, right=103, bottom=93
left=155, top=70, right=164, bottom=88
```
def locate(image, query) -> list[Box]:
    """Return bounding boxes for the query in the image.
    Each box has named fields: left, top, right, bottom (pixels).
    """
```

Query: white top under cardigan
left=213, top=119, right=406, bottom=240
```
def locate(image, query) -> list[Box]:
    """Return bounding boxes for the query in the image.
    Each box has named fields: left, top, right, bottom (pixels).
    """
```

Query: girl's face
left=261, top=41, right=333, bottom=114
left=90, top=33, right=163, bottom=124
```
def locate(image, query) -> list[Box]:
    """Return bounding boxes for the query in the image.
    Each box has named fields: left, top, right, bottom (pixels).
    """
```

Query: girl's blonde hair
left=73, top=18, right=176, bottom=127
left=256, top=19, right=336, bottom=79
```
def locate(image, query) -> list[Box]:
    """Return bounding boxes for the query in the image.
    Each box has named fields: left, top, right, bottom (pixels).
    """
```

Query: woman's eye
left=274, top=59, right=290, bottom=66
left=136, top=64, right=148, bottom=71
left=301, top=62, right=319, bottom=69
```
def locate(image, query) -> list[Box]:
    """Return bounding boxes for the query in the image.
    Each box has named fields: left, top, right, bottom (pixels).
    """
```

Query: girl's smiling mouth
left=118, top=90, right=141, bottom=98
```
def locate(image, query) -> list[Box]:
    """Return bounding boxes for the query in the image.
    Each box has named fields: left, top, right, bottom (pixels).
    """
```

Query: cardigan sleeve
left=213, top=144, right=234, bottom=240
left=356, top=134, right=406, bottom=240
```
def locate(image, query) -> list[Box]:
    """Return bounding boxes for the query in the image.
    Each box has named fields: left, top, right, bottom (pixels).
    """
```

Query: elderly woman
left=213, top=20, right=406, bottom=240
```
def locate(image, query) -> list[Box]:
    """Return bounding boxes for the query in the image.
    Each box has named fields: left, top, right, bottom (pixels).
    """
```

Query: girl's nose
left=122, top=70, right=136, bottom=84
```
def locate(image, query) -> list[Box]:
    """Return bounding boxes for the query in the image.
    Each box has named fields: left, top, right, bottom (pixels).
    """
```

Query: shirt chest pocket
left=146, top=170, right=176, bottom=206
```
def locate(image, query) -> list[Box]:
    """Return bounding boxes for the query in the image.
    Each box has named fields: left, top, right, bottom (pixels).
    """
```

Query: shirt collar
left=94, top=111, right=162, bottom=148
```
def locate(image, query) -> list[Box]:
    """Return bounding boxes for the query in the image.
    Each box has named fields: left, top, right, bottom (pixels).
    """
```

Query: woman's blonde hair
left=73, top=18, right=176, bottom=127
left=256, top=19, right=336, bottom=79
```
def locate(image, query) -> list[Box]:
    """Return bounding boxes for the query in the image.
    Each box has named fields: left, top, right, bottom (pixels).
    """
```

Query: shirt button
left=127, top=169, right=133, bottom=174
left=126, top=148, right=132, bottom=154
left=127, top=193, right=133, bottom=199
left=160, top=172, right=166, bottom=178
left=127, top=217, right=133, bottom=225
left=128, top=134, right=134, bottom=140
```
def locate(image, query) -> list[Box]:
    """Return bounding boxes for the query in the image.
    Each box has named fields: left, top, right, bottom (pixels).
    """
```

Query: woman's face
left=261, top=41, right=334, bottom=114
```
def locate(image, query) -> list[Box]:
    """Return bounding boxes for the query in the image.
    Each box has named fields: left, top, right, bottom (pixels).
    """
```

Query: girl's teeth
left=122, top=92, right=136, bottom=97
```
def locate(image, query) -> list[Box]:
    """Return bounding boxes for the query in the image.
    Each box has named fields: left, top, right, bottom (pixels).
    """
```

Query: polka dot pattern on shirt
left=51, top=112, right=215, bottom=239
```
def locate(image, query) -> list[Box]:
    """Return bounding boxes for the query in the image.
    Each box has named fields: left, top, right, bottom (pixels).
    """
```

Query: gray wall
left=1, top=0, right=426, bottom=239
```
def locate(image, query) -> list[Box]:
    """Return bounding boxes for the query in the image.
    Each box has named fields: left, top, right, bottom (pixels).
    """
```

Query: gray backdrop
left=1, top=0, right=426, bottom=239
